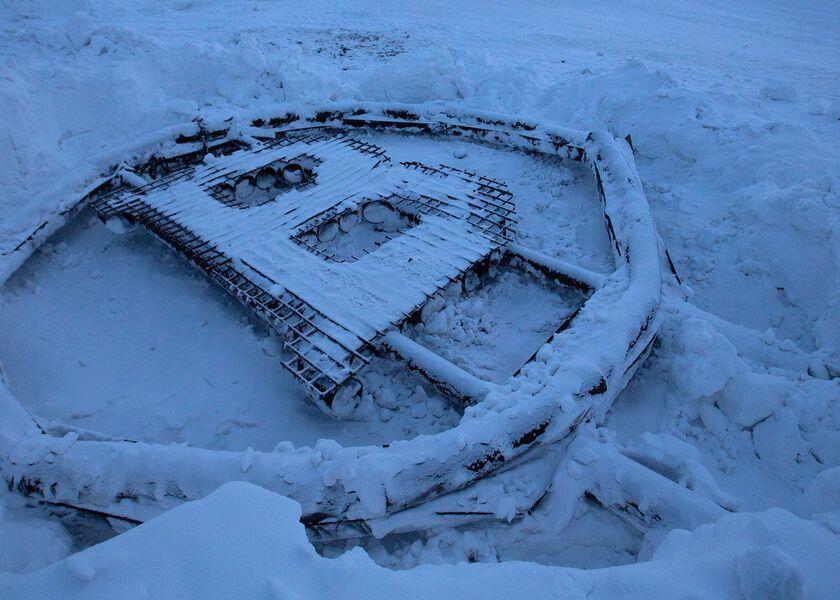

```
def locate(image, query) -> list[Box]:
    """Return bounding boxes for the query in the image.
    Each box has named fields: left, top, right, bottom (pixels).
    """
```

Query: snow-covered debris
left=3, top=483, right=839, bottom=599
left=716, top=372, right=785, bottom=428
left=0, top=0, right=838, bottom=591
left=0, top=103, right=664, bottom=529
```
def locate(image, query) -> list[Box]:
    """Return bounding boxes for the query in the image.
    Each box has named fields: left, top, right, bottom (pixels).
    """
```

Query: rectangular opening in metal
left=293, top=199, right=418, bottom=263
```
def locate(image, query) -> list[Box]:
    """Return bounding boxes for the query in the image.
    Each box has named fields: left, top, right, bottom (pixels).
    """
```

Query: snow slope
left=3, top=482, right=839, bottom=600
left=1, top=0, right=839, bottom=594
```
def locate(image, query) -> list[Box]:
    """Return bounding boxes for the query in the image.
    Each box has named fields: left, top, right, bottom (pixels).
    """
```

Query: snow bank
left=0, top=5, right=344, bottom=254
left=2, top=482, right=838, bottom=599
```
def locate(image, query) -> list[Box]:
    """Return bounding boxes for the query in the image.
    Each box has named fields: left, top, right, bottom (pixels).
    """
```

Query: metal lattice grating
left=88, top=133, right=516, bottom=410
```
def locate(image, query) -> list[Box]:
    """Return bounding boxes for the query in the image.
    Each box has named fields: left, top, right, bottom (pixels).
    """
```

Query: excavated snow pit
left=1, top=105, right=669, bottom=571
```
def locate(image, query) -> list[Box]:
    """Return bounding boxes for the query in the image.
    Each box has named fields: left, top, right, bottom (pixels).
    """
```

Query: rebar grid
left=88, top=133, right=516, bottom=410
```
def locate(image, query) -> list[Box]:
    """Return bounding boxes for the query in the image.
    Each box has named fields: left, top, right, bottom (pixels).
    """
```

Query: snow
left=716, top=372, right=784, bottom=428
left=1, top=0, right=839, bottom=596
left=0, top=211, right=458, bottom=450
left=3, top=482, right=839, bottom=599
left=0, top=491, right=72, bottom=575
left=406, top=268, right=586, bottom=384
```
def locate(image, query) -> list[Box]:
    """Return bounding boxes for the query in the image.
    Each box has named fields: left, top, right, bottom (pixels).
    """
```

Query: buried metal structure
left=0, top=103, right=668, bottom=533
left=87, top=132, right=520, bottom=415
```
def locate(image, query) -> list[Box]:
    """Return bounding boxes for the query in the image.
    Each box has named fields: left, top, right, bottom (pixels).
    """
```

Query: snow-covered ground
left=1, top=0, right=839, bottom=597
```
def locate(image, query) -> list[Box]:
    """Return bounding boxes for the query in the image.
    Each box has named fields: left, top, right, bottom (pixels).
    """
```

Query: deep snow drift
left=1, top=0, right=839, bottom=597
left=4, top=482, right=839, bottom=600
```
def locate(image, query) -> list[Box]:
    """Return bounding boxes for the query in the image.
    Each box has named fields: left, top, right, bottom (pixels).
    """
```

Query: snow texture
left=0, top=0, right=838, bottom=596
left=3, top=482, right=839, bottom=599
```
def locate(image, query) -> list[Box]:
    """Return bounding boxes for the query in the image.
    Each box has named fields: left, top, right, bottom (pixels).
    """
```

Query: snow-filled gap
left=402, top=259, right=588, bottom=386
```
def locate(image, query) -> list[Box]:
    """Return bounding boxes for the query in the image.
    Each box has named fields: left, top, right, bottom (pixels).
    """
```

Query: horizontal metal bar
left=381, top=330, right=495, bottom=407
left=507, top=243, right=608, bottom=291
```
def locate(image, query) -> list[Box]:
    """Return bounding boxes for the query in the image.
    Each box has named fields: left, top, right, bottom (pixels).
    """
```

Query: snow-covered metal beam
left=560, top=434, right=729, bottom=533
left=381, top=331, right=495, bottom=406
left=507, top=243, right=607, bottom=291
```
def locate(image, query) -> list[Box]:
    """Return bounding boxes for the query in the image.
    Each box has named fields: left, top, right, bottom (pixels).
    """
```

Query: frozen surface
left=1, top=0, right=839, bottom=595
left=0, top=211, right=459, bottom=450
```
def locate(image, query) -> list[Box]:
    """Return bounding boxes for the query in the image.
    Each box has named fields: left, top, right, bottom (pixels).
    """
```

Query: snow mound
left=3, top=483, right=838, bottom=599
left=0, top=491, right=72, bottom=575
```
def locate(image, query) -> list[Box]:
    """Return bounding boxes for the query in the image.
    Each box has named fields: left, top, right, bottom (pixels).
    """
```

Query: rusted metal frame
left=205, top=153, right=323, bottom=210
left=284, top=335, right=351, bottom=381
left=285, top=336, right=350, bottom=375
left=392, top=193, right=450, bottom=221
left=432, top=184, right=516, bottom=226
left=384, top=192, right=500, bottom=257
left=593, top=165, right=622, bottom=258
left=288, top=191, right=419, bottom=263
left=505, top=246, right=607, bottom=293
left=282, top=353, right=341, bottom=392
left=90, top=118, right=547, bottom=403
left=145, top=221, right=218, bottom=267
left=281, top=360, right=337, bottom=400
left=187, top=163, right=232, bottom=187
left=457, top=189, right=517, bottom=223
left=460, top=211, right=514, bottom=245
left=447, top=198, right=515, bottom=242
left=415, top=192, right=512, bottom=242
left=214, top=272, right=328, bottom=357
left=305, top=444, right=557, bottom=544
left=38, top=499, right=144, bottom=527
left=344, top=138, right=389, bottom=158
left=391, top=222, right=488, bottom=281
left=381, top=331, right=494, bottom=408
left=136, top=138, right=331, bottom=228
left=286, top=365, right=343, bottom=401
left=296, top=213, right=420, bottom=264
left=443, top=170, right=516, bottom=210
left=282, top=322, right=354, bottom=374
left=137, top=135, right=252, bottom=180
left=288, top=187, right=372, bottom=234
left=273, top=292, right=371, bottom=365
left=511, top=306, right=583, bottom=379
left=466, top=209, right=515, bottom=243
left=126, top=203, right=218, bottom=265
left=464, top=219, right=512, bottom=245
left=290, top=234, right=345, bottom=263
left=227, top=258, right=371, bottom=365
left=206, top=155, right=388, bottom=252
left=340, top=116, right=434, bottom=133
left=378, top=247, right=501, bottom=341
left=116, top=161, right=194, bottom=198
left=469, top=188, right=517, bottom=218
left=123, top=212, right=368, bottom=393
